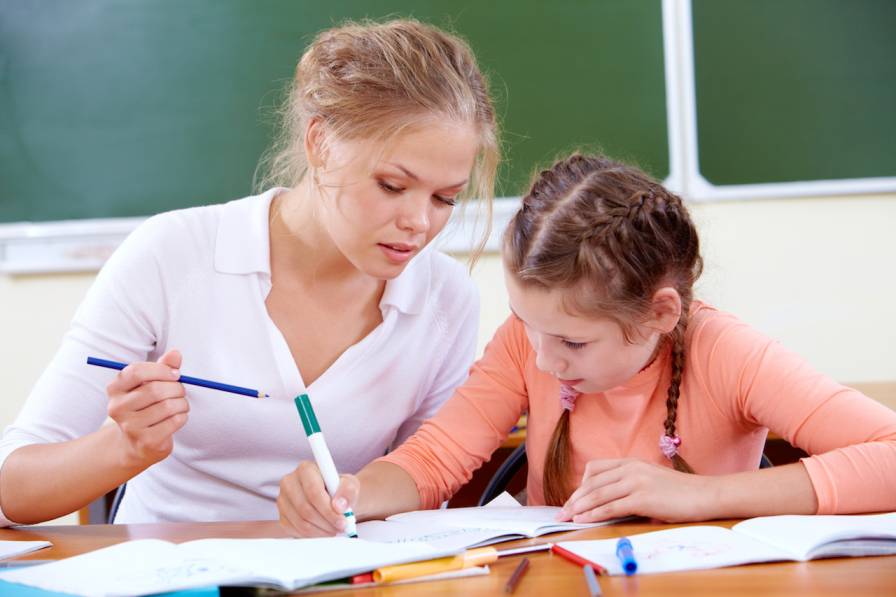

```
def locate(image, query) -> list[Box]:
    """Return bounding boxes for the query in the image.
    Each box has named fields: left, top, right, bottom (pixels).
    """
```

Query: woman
left=0, top=19, right=499, bottom=525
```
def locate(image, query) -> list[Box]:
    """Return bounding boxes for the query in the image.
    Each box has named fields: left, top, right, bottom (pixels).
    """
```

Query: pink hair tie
left=559, top=384, right=580, bottom=412
left=659, top=434, right=682, bottom=459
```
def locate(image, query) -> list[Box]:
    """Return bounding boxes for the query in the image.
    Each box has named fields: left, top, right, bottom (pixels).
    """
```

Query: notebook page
left=555, top=526, right=792, bottom=575
left=387, top=506, right=598, bottom=536
left=176, top=537, right=452, bottom=588
left=732, top=512, right=896, bottom=560
left=0, top=539, right=245, bottom=597
left=358, top=519, right=521, bottom=551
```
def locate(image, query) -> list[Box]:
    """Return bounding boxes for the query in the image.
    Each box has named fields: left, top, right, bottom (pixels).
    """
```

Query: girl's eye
left=378, top=181, right=403, bottom=194
left=562, top=340, right=587, bottom=350
left=434, top=194, right=457, bottom=207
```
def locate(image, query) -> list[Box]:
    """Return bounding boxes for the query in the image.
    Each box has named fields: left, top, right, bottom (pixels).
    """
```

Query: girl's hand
left=106, top=349, right=189, bottom=468
left=277, top=461, right=360, bottom=537
left=557, top=458, right=715, bottom=523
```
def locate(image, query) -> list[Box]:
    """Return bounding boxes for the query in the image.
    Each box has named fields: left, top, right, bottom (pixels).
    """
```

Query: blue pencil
left=86, top=356, right=269, bottom=399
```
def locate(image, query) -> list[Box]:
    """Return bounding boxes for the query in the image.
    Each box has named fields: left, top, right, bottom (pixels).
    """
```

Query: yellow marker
left=373, top=547, right=498, bottom=583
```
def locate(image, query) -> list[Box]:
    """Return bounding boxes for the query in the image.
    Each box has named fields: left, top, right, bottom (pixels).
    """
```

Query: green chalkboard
left=692, top=0, right=896, bottom=186
left=0, top=0, right=667, bottom=223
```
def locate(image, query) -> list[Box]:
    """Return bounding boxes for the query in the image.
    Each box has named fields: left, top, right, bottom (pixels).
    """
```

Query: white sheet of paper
left=0, top=540, right=52, bottom=561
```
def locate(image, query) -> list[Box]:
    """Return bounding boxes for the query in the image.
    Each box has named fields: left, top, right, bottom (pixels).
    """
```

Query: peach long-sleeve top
left=381, top=302, right=896, bottom=514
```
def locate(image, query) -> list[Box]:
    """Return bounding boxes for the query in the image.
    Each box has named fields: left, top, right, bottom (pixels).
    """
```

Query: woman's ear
left=303, top=117, right=327, bottom=169
left=644, top=287, right=682, bottom=334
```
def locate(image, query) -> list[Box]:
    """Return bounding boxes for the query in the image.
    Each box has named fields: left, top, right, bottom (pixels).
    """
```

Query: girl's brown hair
left=256, top=18, right=500, bottom=261
left=504, top=153, right=703, bottom=505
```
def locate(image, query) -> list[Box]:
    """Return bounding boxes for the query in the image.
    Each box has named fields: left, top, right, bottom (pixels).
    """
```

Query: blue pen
left=87, top=357, right=269, bottom=399
left=615, top=537, right=638, bottom=575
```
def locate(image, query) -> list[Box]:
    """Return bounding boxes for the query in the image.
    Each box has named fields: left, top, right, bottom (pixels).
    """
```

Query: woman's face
left=314, top=122, right=479, bottom=280
left=505, top=271, right=662, bottom=394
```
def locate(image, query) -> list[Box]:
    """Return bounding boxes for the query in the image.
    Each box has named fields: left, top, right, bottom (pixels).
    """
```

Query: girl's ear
left=643, top=287, right=682, bottom=334
left=304, top=117, right=328, bottom=168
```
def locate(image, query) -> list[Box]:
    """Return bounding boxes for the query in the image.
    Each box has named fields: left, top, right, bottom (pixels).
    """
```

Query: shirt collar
left=215, top=187, right=430, bottom=315
left=214, top=188, right=281, bottom=276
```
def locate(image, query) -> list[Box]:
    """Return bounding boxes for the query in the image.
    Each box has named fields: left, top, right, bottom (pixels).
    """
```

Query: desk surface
left=2, top=519, right=894, bottom=596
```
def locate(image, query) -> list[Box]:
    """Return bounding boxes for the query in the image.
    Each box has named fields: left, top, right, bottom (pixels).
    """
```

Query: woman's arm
left=0, top=215, right=189, bottom=524
left=0, top=353, right=188, bottom=524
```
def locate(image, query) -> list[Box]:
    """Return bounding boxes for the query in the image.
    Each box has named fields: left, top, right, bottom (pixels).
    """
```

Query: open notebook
left=0, top=537, right=456, bottom=597
left=554, top=512, right=896, bottom=575
left=357, top=495, right=618, bottom=551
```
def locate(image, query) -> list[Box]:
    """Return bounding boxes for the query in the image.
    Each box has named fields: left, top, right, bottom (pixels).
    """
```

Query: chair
left=107, top=483, right=126, bottom=524
left=478, top=443, right=527, bottom=506
left=477, top=444, right=773, bottom=506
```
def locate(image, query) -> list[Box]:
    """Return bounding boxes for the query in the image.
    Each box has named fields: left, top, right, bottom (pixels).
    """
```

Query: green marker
left=294, top=394, right=358, bottom=538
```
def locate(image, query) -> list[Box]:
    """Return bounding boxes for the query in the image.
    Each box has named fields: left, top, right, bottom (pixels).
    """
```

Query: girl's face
left=505, top=272, right=664, bottom=394
left=313, top=121, right=478, bottom=280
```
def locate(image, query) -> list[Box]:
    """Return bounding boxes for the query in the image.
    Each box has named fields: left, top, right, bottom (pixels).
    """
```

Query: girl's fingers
left=567, top=478, right=631, bottom=521
left=561, top=466, right=627, bottom=518
left=572, top=494, right=640, bottom=523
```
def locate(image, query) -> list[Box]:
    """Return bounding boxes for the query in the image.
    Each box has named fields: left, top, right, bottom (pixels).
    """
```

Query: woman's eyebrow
left=383, top=162, right=467, bottom=189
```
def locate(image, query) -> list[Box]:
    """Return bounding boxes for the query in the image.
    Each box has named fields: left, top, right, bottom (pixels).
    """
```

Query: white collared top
left=0, top=189, right=479, bottom=524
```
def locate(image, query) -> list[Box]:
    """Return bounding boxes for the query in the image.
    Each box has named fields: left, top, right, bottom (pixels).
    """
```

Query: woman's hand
left=277, top=461, right=360, bottom=537
left=557, top=458, right=715, bottom=523
left=106, top=349, right=190, bottom=469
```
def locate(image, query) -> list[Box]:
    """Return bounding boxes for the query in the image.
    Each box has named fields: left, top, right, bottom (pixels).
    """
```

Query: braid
left=663, top=318, right=695, bottom=474
left=542, top=409, right=573, bottom=506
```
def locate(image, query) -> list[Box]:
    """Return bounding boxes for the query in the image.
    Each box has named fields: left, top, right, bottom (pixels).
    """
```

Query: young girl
left=277, top=153, right=896, bottom=536
left=0, top=19, right=499, bottom=525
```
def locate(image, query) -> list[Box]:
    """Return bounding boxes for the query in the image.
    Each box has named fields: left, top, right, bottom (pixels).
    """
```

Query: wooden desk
left=2, top=520, right=894, bottom=595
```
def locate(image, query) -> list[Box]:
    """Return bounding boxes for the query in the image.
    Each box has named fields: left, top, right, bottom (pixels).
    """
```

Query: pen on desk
left=616, top=537, right=638, bottom=575
left=294, top=393, right=358, bottom=538
left=373, top=547, right=498, bottom=583
left=504, top=557, right=530, bottom=593
left=583, top=564, right=603, bottom=596
left=496, top=543, right=552, bottom=557
left=550, top=543, right=608, bottom=575
left=87, top=357, right=269, bottom=399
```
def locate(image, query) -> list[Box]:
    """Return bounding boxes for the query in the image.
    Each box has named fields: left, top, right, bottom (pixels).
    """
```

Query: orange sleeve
left=379, top=315, right=530, bottom=509
left=691, top=309, right=896, bottom=514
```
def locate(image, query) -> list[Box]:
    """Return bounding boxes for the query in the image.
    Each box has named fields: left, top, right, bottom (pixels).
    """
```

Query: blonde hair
left=505, top=153, right=703, bottom=505
left=256, top=18, right=499, bottom=261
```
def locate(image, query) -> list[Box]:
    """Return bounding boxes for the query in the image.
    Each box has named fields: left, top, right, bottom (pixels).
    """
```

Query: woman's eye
left=378, top=181, right=403, bottom=194
left=562, top=340, right=587, bottom=350
left=434, top=195, right=457, bottom=207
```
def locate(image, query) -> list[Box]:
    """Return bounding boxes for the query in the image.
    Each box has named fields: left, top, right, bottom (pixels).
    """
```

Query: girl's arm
left=561, top=309, right=896, bottom=522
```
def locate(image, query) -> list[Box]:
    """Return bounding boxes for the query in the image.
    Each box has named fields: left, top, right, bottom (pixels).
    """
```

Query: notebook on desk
left=554, top=512, right=896, bottom=575
left=0, top=537, right=456, bottom=597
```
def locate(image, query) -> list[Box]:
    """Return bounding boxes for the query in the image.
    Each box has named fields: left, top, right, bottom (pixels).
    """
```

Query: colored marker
left=373, top=547, right=498, bottom=583
left=615, top=537, right=638, bottom=575
left=87, top=357, right=269, bottom=399
left=583, top=564, right=603, bottom=596
left=551, top=543, right=608, bottom=575
left=504, top=557, right=530, bottom=593
left=294, top=393, right=358, bottom=538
